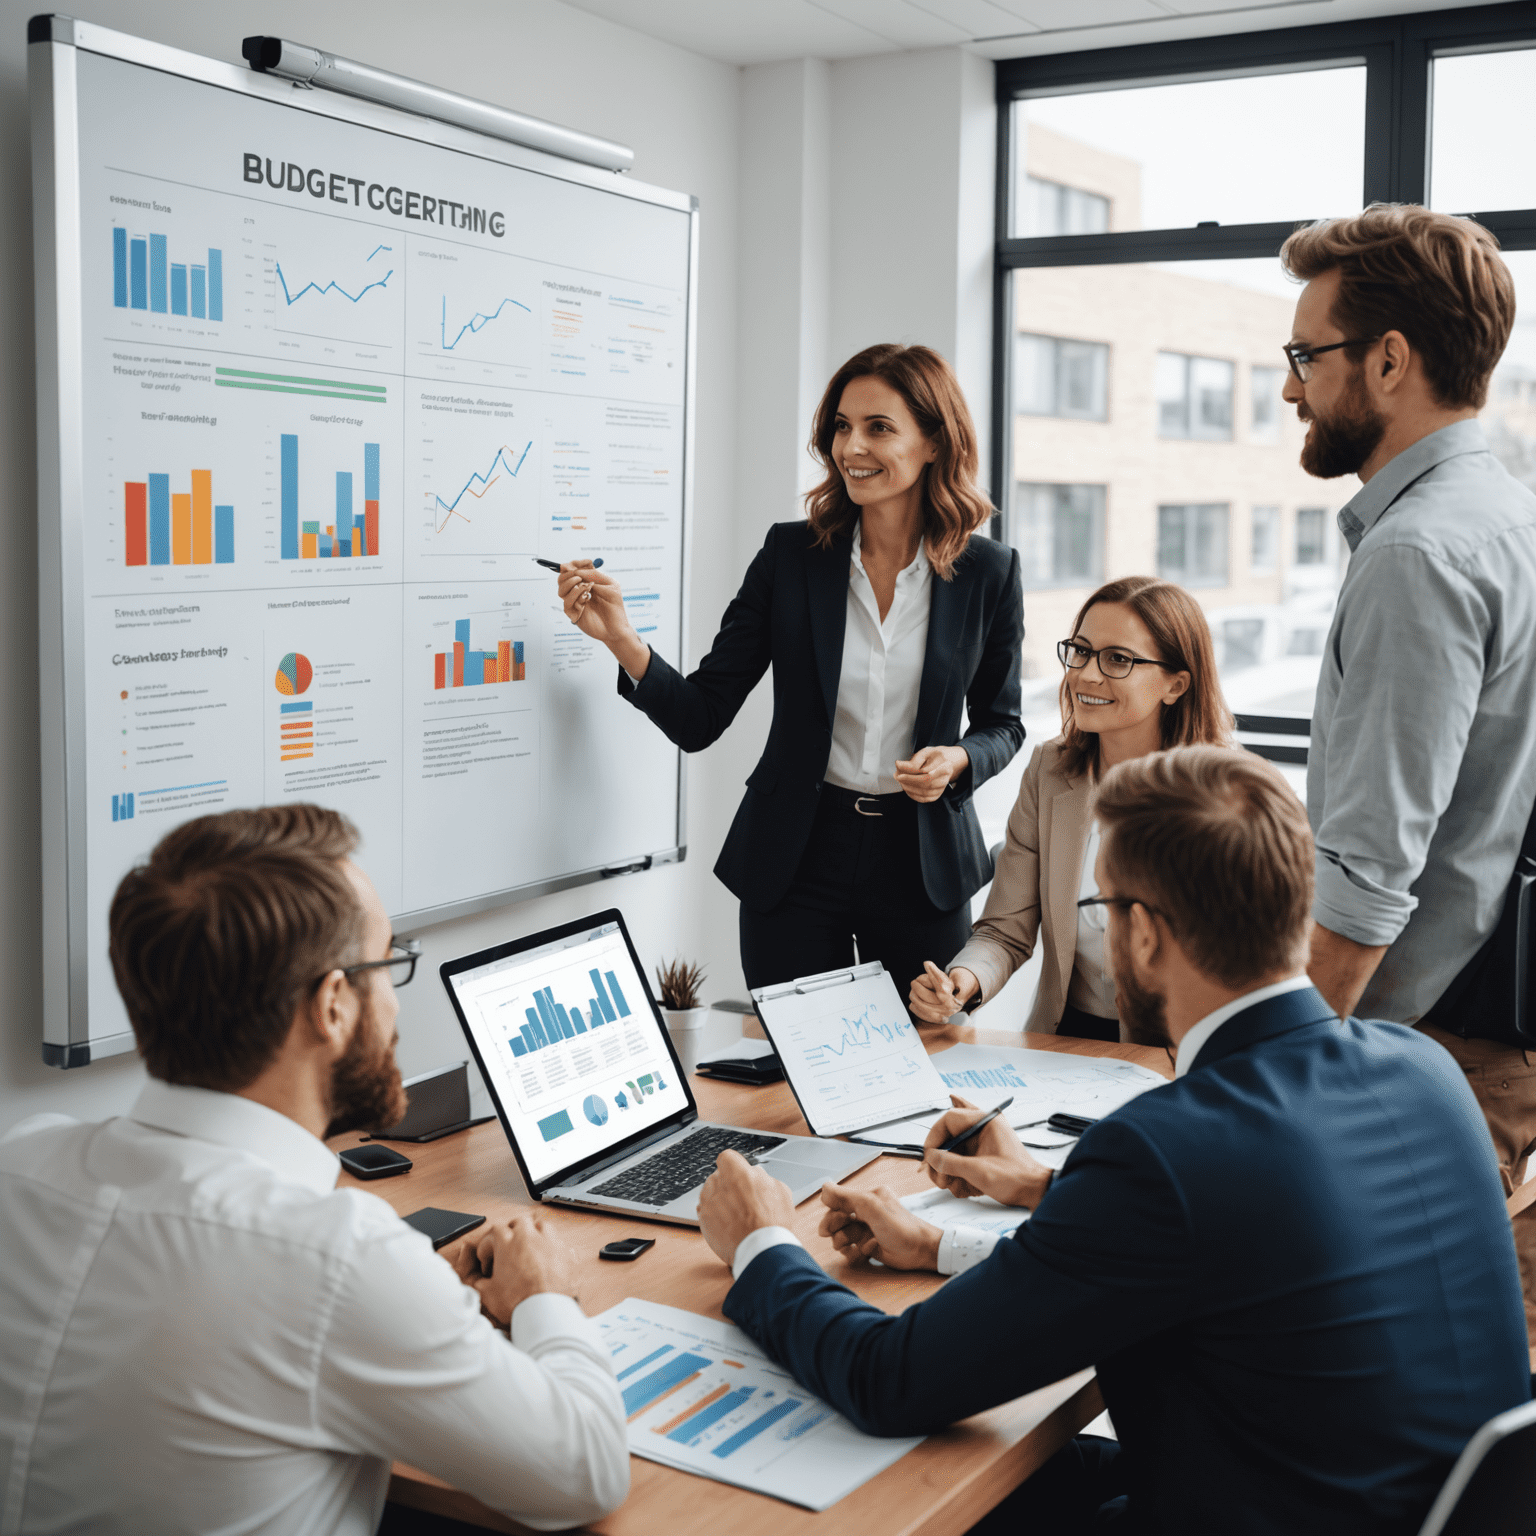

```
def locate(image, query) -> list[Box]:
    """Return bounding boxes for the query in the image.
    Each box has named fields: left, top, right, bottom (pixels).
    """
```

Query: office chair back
left=1417, top=1398, right=1536, bottom=1535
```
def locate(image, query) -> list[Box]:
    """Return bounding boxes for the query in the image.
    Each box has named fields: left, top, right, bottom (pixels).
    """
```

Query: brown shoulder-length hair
left=1058, top=576, right=1234, bottom=781
left=1281, top=204, right=1514, bottom=410
left=804, top=344, right=993, bottom=580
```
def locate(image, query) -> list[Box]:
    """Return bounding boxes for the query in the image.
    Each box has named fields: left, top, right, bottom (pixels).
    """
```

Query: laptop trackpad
left=767, top=1141, right=854, bottom=1170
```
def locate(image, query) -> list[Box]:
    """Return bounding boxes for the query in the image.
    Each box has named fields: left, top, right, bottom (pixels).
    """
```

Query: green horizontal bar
left=214, top=365, right=387, bottom=395
left=214, top=379, right=384, bottom=403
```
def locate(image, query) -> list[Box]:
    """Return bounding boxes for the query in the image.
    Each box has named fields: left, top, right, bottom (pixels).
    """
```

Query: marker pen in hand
left=533, top=558, right=604, bottom=570
left=936, top=1097, right=1015, bottom=1155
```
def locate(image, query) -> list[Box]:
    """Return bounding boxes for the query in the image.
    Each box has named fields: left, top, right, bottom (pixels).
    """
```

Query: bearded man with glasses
left=1279, top=205, right=1536, bottom=1345
left=0, top=805, right=629, bottom=1535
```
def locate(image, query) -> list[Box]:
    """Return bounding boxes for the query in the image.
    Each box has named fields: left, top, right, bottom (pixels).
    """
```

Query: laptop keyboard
left=588, top=1127, right=787, bottom=1207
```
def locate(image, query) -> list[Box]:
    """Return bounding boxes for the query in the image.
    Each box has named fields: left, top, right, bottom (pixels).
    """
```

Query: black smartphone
left=600, top=1237, right=656, bottom=1262
left=338, top=1144, right=413, bottom=1180
left=403, top=1207, right=486, bottom=1250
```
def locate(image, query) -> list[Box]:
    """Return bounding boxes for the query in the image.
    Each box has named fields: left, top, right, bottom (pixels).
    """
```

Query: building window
left=1020, top=175, right=1110, bottom=237
left=1158, top=503, right=1229, bottom=587
left=1015, top=334, right=1108, bottom=420
left=1251, top=506, right=1278, bottom=573
left=1014, top=483, right=1106, bottom=587
left=1296, top=507, right=1330, bottom=565
left=1156, top=353, right=1233, bottom=440
left=1251, top=366, right=1284, bottom=442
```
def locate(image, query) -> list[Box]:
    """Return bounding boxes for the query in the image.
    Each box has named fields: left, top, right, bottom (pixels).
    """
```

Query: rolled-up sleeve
left=1313, top=544, right=1487, bottom=947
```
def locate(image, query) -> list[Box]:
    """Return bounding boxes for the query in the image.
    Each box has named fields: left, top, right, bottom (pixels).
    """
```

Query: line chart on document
left=784, top=1002, right=928, bottom=1110
left=431, top=441, right=533, bottom=534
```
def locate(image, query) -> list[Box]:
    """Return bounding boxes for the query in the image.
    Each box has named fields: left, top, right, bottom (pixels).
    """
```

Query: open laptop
left=440, top=910, right=880, bottom=1225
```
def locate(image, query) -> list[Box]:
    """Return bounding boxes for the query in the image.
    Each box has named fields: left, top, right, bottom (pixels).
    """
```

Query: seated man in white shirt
left=0, top=805, right=629, bottom=1536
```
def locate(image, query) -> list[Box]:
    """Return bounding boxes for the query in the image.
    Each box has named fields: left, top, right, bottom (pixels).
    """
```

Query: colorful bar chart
left=112, top=227, right=222, bottom=321
left=433, top=617, right=525, bottom=691
left=507, top=969, right=632, bottom=1058
left=280, top=436, right=381, bottom=560
left=124, top=469, right=234, bottom=567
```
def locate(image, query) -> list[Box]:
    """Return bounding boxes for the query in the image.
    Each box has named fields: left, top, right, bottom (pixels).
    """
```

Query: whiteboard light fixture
left=240, top=36, right=635, bottom=174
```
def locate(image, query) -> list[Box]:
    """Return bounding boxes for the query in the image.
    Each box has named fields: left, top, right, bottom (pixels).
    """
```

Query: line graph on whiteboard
left=430, top=441, right=533, bottom=534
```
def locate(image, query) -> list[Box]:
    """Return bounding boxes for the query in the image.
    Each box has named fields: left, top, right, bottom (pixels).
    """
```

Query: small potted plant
left=656, top=956, right=708, bottom=1074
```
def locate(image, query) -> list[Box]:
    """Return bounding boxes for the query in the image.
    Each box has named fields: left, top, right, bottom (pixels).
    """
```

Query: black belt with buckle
left=821, top=784, right=909, bottom=817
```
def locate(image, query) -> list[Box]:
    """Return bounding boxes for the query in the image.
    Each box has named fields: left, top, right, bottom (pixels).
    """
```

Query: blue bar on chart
left=590, top=971, right=617, bottom=1023
left=622, top=1353, right=710, bottom=1417
left=208, top=250, right=223, bottom=321
left=170, top=263, right=187, bottom=316
left=148, top=474, right=171, bottom=565
left=513, top=983, right=616, bottom=1057
left=710, top=1397, right=802, bottom=1458
left=604, top=972, right=631, bottom=1017
left=149, top=234, right=168, bottom=313
left=335, top=471, right=353, bottom=557
left=214, top=506, right=235, bottom=564
left=616, top=1346, right=672, bottom=1382
left=112, top=229, right=128, bottom=308
left=130, top=237, right=147, bottom=309
left=111, top=792, right=135, bottom=823
left=668, top=1387, right=756, bottom=1445
left=940, top=1064, right=1028, bottom=1093
left=190, top=264, right=206, bottom=319
left=280, top=435, right=299, bottom=560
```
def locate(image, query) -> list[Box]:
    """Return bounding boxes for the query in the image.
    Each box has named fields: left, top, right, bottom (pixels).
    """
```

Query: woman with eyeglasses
left=910, top=575, right=1234, bottom=1040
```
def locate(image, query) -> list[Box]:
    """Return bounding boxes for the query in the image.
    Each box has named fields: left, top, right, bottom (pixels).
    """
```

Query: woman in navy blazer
left=556, top=345, right=1025, bottom=1000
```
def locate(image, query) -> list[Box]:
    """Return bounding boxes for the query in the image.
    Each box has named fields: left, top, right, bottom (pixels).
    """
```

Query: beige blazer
left=949, top=738, right=1096, bottom=1034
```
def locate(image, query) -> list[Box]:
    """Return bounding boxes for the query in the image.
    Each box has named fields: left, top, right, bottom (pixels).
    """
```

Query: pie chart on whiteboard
left=582, top=1094, right=609, bottom=1127
left=274, top=652, right=313, bottom=696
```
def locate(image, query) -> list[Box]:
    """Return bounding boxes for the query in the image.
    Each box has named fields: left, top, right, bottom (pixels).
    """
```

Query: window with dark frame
left=993, top=6, right=1536, bottom=741
left=1013, top=482, right=1106, bottom=587
left=1015, top=333, right=1109, bottom=420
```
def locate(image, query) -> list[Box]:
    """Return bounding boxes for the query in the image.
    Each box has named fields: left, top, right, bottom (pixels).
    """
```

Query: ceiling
left=563, top=0, right=1492, bottom=65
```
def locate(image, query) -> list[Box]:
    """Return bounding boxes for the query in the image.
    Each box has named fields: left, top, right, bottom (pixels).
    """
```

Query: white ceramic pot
left=662, top=1006, right=709, bottom=1075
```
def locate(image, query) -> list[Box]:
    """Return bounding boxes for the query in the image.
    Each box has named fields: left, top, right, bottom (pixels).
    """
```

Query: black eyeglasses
left=1058, top=638, right=1175, bottom=681
left=1282, top=336, right=1381, bottom=384
left=1077, top=895, right=1164, bottom=932
left=315, top=939, right=422, bottom=992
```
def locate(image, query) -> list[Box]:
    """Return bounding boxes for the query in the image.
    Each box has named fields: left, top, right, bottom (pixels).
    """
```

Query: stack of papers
left=852, top=1043, right=1167, bottom=1168
left=900, top=1185, right=1028, bottom=1238
left=597, top=1298, right=922, bottom=1509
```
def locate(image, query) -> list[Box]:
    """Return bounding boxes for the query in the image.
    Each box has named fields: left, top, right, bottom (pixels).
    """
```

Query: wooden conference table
left=332, top=1022, right=1173, bottom=1536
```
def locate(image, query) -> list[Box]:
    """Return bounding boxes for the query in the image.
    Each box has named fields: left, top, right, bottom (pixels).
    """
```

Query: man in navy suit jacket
left=697, top=746, right=1529, bottom=1535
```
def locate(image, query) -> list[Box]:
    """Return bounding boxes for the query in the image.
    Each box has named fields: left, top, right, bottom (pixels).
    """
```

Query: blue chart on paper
left=941, top=1062, right=1029, bottom=1092
left=582, top=1094, right=609, bottom=1127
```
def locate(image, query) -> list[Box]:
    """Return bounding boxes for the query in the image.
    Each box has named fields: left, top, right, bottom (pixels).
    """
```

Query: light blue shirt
left=1308, top=419, right=1536, bottom=1024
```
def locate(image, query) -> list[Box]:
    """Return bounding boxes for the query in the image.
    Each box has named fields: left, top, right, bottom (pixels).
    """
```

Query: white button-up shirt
left=0, top=1081, right=628, bottom=1536
left=823, top=523, right=932, bottom=795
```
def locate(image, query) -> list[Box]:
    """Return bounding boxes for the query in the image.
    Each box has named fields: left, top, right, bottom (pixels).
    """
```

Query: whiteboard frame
left=30, top=16, right=696, bottom=1066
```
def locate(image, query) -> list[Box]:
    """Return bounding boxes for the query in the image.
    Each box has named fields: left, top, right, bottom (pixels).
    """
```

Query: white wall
left=0, top=0, right=744, bottom=1133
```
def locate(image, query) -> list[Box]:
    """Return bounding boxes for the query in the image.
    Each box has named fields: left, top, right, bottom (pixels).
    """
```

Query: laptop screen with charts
left=441, top=911, right=695, bottom=1194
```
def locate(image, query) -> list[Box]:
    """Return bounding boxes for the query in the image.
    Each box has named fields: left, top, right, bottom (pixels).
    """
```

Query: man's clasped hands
left=696, top=1096, right=1055, bottom=1272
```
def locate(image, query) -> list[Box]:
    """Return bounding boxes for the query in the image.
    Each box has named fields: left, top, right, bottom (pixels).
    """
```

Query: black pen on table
left=533, top=557, right=603, bottom=570
left=936, top=1096, right=1015, bottom=1155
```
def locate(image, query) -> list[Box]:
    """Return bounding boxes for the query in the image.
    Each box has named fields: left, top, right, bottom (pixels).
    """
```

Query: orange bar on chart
left=191, top=470, right=213, bottom=564
left=482, top=657, right=496, bottom=684
left=301, top=531, right=317, bottom=558
left=498, top=641, right=511, bottom=681
left=351, top=527, right=362, bottom=556
left=453, top=641, right=465, bottom=687
left=654, top=1382, right=731, bottom=1437
left=171, top=494, right=192, bottom=564
left=434, top=654, right=446, bottom=690
left=365, top=500, right=378, bottom=556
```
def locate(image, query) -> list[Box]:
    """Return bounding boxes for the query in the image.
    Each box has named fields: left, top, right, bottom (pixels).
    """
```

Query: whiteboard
left=30, top=18, right=695, bottom=1066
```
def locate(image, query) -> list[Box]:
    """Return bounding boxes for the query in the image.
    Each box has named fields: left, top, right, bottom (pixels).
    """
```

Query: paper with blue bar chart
left=851, top=1044, right=1169, bottom=1163
left=65, top=46, right=691, bottom=1049
left=597, top=1299, right=923, bottom=1509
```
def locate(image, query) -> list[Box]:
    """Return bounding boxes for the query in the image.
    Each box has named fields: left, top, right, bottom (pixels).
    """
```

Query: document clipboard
left=751, top=962, right=951, bottom=1142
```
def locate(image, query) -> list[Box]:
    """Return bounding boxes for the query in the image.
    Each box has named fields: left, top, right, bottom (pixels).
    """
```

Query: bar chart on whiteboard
left=59, top=39, right=694, bottom=1051
left=597, top=1299, right=923, bottom=1510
